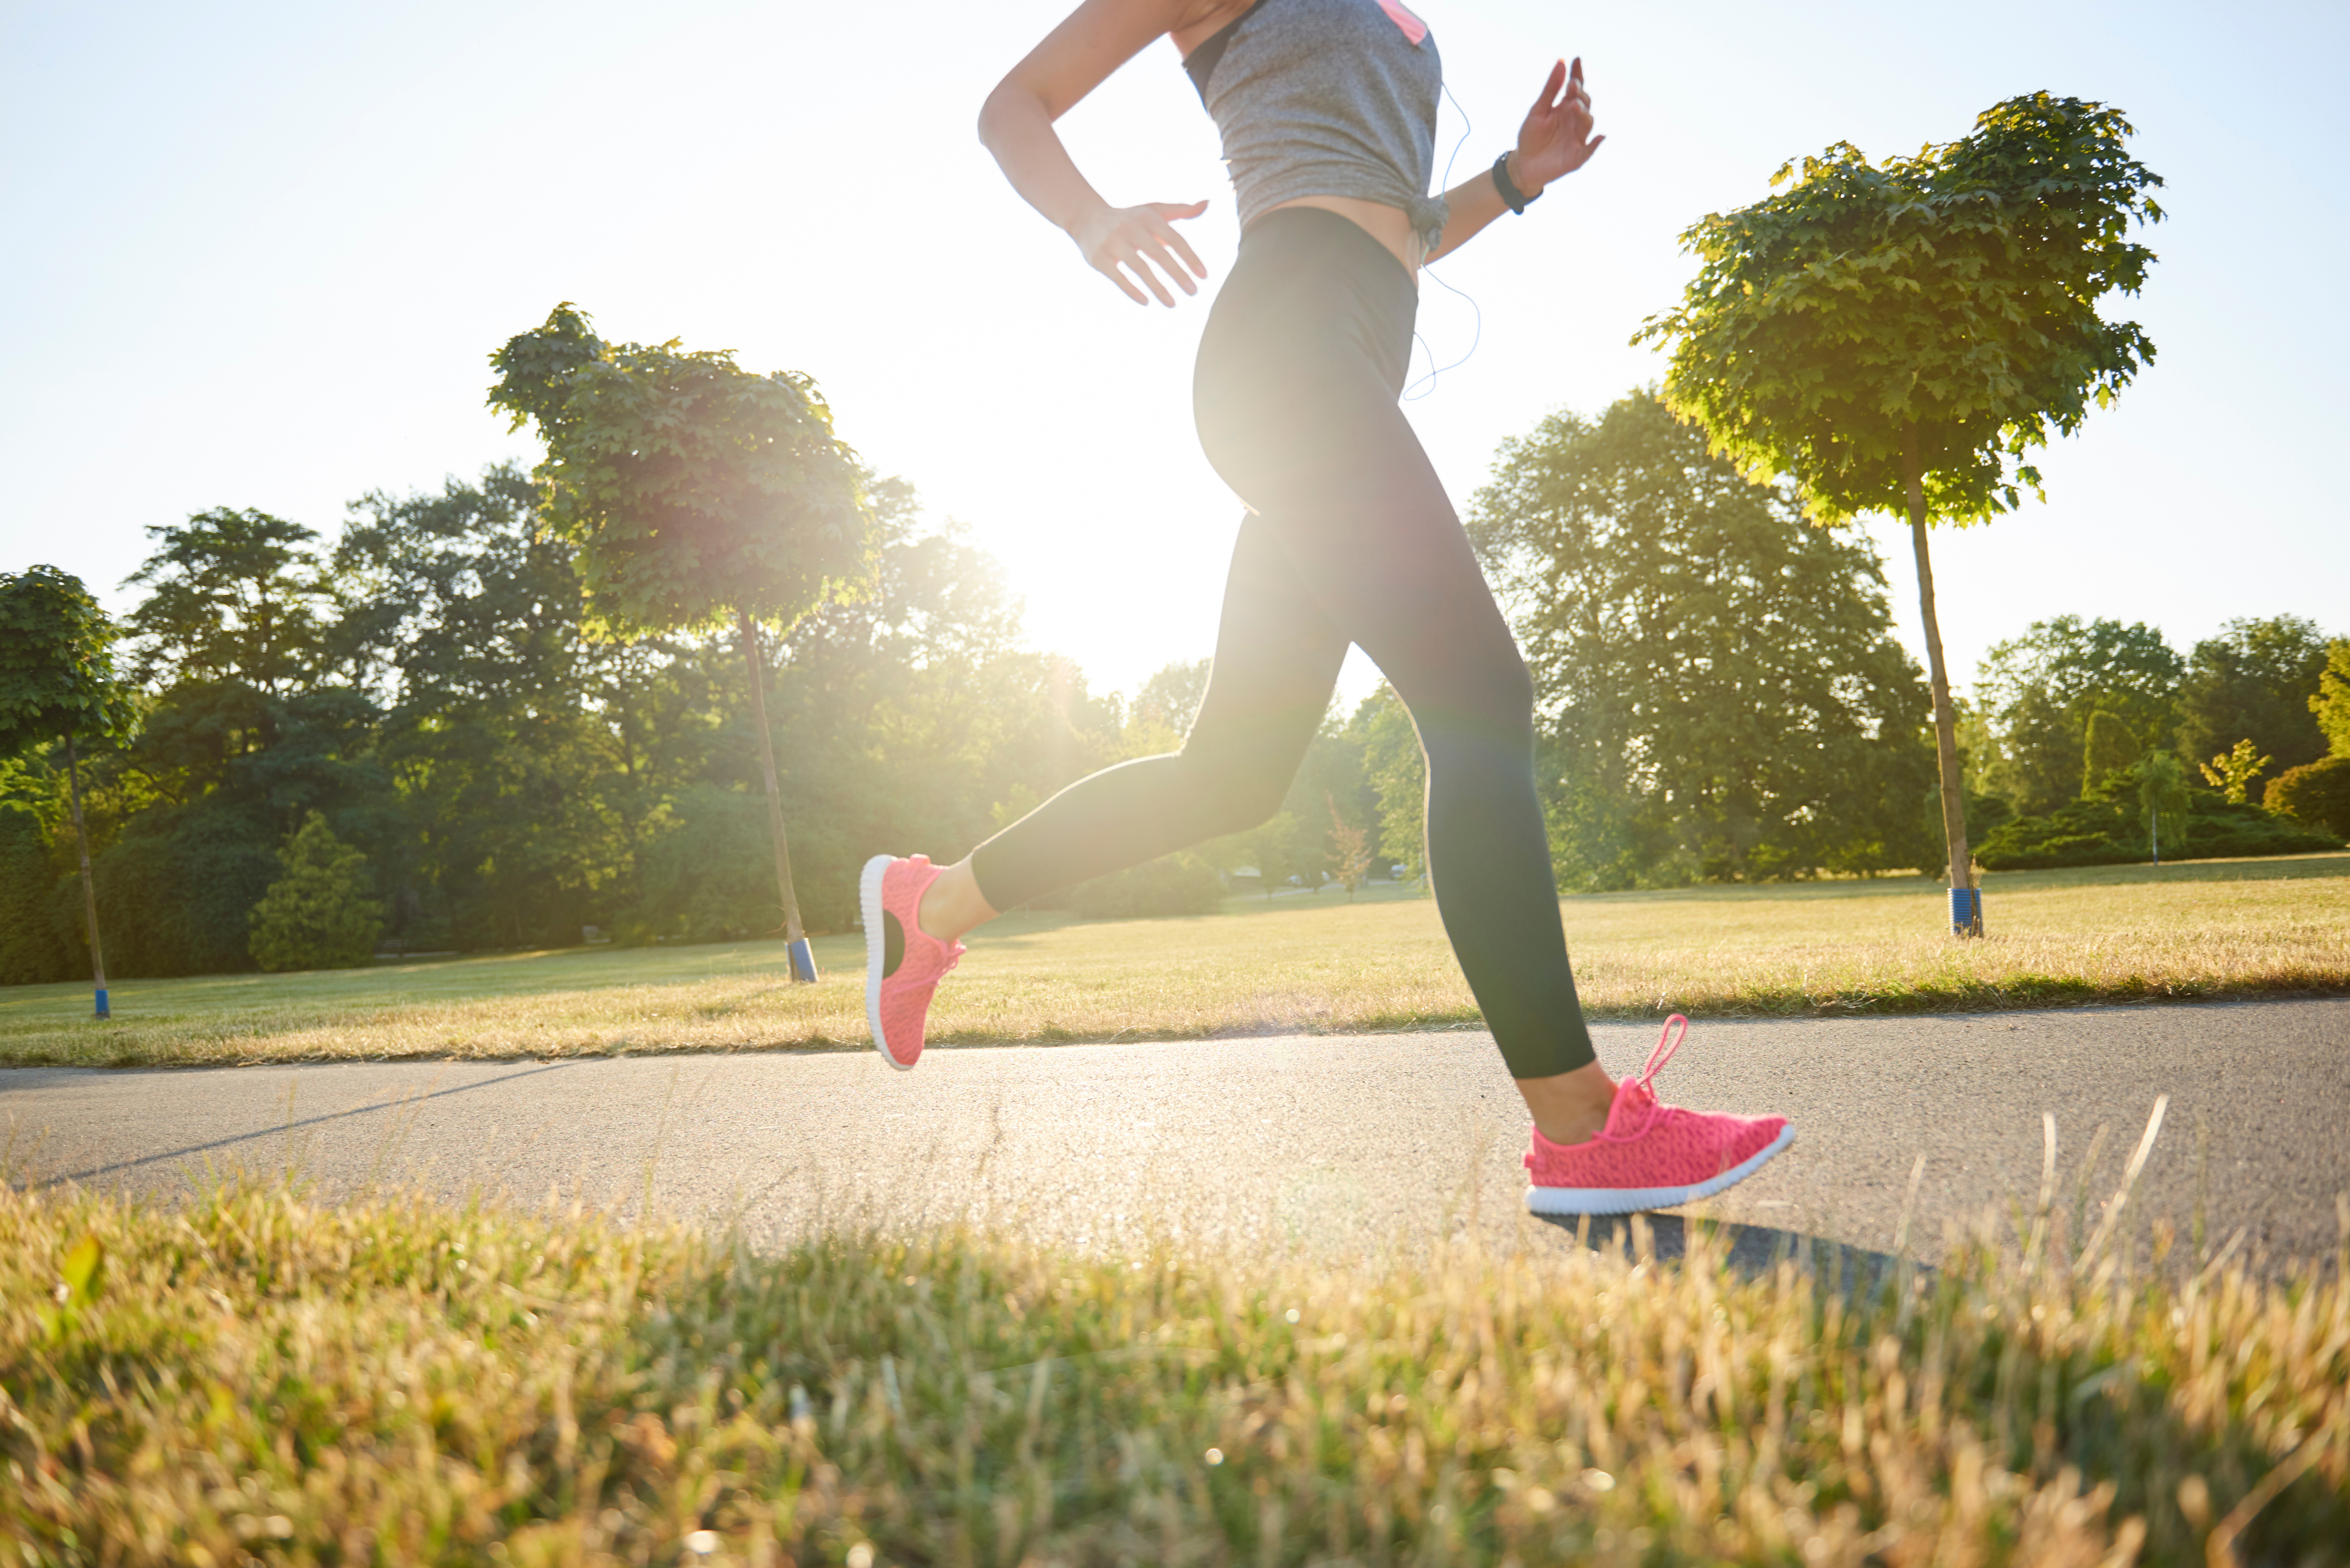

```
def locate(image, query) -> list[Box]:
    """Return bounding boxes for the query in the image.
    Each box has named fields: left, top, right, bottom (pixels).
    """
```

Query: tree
left=489, top=304, right=874, bottom=975
left=1469, top=393, right=1939, bottom=886
left=1974, top=616, right=2183, bottom=814
left=333, top=465, right=633, bottom=950
left=1122, top=657, right=1212, bottom=757
left=1326, top=790, right=1372, bottom=898
left=1637, top=95, right=2163, bottom=916
left=2136, top=752, right=2190, bottom=865
left=2079, top=710, right=2141, bottom=797
left=0, top=567, right=139, bottom=1015
left=2176, top=616, right=2331, bottom=778
left=122, top=508, right=332, bottom=694
left=2312, top=640, right=2350, bottom=758
left=249, top=812, right=383, bottom=971
left=2265, top=757, right=2350, bottom=839
left=2199, top=739, right=2271, bottom=805
left=1353, top=685, right=1426, bottom=881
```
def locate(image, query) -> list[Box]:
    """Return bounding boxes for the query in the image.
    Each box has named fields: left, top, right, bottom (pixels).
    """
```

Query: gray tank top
left=1183, top=0, right=1448, bottom=254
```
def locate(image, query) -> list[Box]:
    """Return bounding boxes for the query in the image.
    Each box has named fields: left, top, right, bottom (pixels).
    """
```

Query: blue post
left=94, top=987, right=109, bottom=1020
left=1948, top=887, right=1983, bottom=937
left=787, top=937, right=818, bottom=984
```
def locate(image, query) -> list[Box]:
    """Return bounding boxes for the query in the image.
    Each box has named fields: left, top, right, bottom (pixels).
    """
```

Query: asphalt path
left=6, top=998, right=2345, bottom=1272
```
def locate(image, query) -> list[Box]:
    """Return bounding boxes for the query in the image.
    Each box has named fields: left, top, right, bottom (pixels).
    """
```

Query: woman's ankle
left=1515, top=1061, right=1618, bottom=1146
left=917, top=858, right=998, bottom=943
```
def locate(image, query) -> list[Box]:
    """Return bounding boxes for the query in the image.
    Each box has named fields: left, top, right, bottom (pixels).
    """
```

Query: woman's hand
left=1511, top=56, right=1604, bottom=197
left=1071, top=200, right=1211, bottom=306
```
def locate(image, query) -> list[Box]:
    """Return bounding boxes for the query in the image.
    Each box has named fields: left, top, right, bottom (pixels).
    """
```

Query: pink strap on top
left=1374, top=0, right=1428, bottom=45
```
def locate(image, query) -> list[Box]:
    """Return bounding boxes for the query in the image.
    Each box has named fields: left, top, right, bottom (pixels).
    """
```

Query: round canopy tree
left=489, top=305, right=874, bottom=972
left=1636, top=94, right=2162, bottom=918
left=0, top=566, right=140, bottom=1016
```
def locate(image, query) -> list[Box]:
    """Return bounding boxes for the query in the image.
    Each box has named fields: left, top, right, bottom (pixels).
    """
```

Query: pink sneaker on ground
left=1524, top=1015, right=1793, bottom=1216
left=860, top=854, right=966, bottom=1071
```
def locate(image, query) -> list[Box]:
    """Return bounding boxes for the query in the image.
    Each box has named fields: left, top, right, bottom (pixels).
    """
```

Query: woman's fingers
left=1531, top=57, right=1567, bottom=115
left=1095, top=255, right=1150, bottom=306
left=1148, top=225, right=1207, bottom=283
left=1083, top=202, right=1212, bottom=306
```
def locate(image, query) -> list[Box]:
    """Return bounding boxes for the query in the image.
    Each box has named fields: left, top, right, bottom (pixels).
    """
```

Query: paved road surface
left=6, top=999, right=2345, bottom=1270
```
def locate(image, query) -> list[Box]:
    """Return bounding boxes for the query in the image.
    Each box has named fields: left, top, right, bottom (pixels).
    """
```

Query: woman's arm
left=979, top=0, right=1228, bottom=306
left=1426, top=57, right=1604, bottom=264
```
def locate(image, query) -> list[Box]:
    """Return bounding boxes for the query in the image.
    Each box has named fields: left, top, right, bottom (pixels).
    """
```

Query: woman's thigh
left=1208, top=378, right=1530, bottom=732
left=1178, top=514, right=1350, bottom=799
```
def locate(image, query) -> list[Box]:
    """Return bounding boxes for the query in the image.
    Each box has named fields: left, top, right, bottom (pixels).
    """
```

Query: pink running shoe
left=1524, top=1015, right=1793, bottom=1216
left=860, top=853, right=966, bottom=1071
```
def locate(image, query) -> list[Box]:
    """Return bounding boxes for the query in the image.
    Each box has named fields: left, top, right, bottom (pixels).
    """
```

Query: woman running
left=861, top=0, right=1792, bottom=1216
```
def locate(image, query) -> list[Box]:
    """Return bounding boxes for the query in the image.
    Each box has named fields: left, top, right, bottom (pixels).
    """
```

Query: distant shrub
left=0, top=803, right=74, bottom=984
left=2264, top=756, right=2350, bottom=839
left=249, top=813, right=383, bottom=972
left=1978, top=773, right=2341, bottom=871
left=88, top=800, right=278, bottom=977
left=1069, top=853, right=1225, bottom=920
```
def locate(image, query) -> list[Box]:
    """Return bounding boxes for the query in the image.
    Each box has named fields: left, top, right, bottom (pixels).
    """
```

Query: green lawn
left=4, top=853, right=2345, bottom=1069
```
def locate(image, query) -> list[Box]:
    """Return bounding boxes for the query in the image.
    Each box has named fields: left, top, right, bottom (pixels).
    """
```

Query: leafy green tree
left=2079, top=710, right=2141, bottom=797
left=1353, top=685, right=1425, bottom=880
left=1636, top=95, right=2162, bottom=908
left=122, top=509, right=332, bottom=694
left=1122, top=657, right=1212, bottom=757
left=1974, top=616, right=2182, bottom=814
left=489, top=304, right=874, bottom=967
left=0, top=567, right=140, bottom=1013
left=2174, top=616, right=2330, bottom=779
left=2198, top=739, right=2271, bottom=805
left=1470, top=393, right=1938, bottom=886
left=249, top=812, right=383, bottom=971
left=334, top=466, right=633, bottom=950
left=2265, top=757, right=2350, bottom=838
left=2311, top=640, right=2350, bottom=758
left=2136, top=751, right=2191, bottom=865
left=1326, top=791, right=1372, bottom=898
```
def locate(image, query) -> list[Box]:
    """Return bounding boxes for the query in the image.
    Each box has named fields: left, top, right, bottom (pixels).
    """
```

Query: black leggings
left=970, top=207, right=1595, bottom=1080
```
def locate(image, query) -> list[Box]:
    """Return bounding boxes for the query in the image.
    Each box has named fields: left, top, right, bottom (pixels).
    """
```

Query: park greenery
left=3, top=385, right=2343, bottom=983
left=6, top=1164, right=2347, bottom=1564
left=1636, top=94, right=2166, bottom=906
left=488, top=305, right=876, bottom=964
left=1, top=95, right=2341, bottom=987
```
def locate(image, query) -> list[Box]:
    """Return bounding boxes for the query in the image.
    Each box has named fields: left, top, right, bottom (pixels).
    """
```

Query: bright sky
left=5, top=1, right=2343, bottom=715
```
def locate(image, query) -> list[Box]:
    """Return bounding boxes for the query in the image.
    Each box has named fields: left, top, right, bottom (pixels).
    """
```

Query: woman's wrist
left=1507, top=150, right=1546, bottom=201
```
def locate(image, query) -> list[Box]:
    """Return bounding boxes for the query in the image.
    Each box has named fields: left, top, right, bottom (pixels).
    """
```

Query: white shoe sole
left=1526, top=1123, right=1796, bottom=1216
left=859, top=854, right=916, bottom=1072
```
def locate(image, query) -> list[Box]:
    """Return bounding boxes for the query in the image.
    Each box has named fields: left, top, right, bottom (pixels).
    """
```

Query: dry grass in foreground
left=2, top=853, right=2344, bottom=1068
left=5, top=1159, right=2347, bottom=1566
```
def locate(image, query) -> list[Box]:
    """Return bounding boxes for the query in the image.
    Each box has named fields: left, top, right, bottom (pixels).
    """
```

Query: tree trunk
left=736, top=609, right=806, bottom=946
left=64, top=734, right=111, bottom=1017
left=1905, top=427, right=1975, bottom=921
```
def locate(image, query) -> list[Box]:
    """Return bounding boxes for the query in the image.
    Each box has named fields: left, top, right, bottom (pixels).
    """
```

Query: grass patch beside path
left=3, top=853, right=2345, bottom=1069
left=6, top=1176, right=2347, bottom=1565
